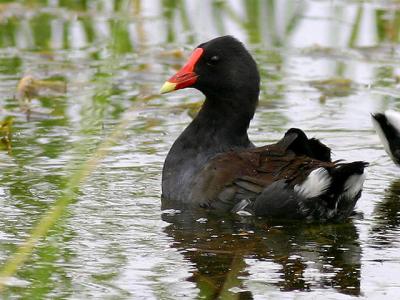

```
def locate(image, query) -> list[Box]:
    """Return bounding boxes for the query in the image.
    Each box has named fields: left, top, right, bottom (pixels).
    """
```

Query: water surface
left=1, top=1, right=400, bottom=299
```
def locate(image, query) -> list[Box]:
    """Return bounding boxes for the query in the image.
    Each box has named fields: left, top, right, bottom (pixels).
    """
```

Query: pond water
left=0, top=0, right=400, bottom=299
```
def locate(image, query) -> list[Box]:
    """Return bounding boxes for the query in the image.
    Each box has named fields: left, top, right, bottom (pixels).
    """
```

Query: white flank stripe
left=294, top=168, right=332, bottom=198
left=231, top=199, right=250, bottom=213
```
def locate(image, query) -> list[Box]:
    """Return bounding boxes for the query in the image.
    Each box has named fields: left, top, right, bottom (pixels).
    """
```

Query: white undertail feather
left=372, top=111, right=397, bottom=161
left=341, top=171, right=366, bottom=201
left=294, top=168, right=332, bottom=199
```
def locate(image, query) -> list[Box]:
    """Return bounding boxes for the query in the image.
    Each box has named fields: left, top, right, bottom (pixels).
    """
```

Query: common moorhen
left=160, top=36, right=368, bottom=222
left=372, top=110, right=400, bottom=165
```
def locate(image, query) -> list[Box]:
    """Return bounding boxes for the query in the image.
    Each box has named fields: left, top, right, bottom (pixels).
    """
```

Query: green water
left=0, top=0, right=400, bottom=299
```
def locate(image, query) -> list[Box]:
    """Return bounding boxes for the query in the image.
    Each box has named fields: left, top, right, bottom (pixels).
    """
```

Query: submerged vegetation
left=0, top=0, right=399, bottom=298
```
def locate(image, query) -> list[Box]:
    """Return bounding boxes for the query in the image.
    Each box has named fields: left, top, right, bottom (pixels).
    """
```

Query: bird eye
left=207, top=55, right=220, bottom=65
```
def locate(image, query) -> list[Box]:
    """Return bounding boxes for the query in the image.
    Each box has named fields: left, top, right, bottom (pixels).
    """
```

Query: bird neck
left=193, top=95, right=256, bottom=147
left=165, top=92, right=257, bottom=167
left=162, top=91, right=257, bottom=201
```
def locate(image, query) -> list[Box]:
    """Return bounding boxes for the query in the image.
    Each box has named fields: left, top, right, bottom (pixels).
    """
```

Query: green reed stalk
left=0, top=99, right=149, bottom=292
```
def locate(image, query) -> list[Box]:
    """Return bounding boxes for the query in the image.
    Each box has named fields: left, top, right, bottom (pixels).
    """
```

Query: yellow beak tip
left=160, top=81, right=177, bottom=94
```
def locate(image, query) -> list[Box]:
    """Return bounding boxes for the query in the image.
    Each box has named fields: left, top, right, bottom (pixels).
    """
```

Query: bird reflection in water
left=370, top=179, right=400, bottom=247
left=162, top=206, right=361, bottom=298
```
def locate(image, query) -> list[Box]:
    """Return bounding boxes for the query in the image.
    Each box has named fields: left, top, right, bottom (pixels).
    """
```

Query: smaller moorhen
left=372, top=110, right=400, bottom=165
left=160, top=36, right=368, bottom=222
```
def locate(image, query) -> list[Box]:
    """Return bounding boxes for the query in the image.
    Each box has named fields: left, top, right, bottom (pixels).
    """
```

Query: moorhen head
left=160, top=35, right=368, bottom=222
left=161, top=35, right=259, bottom=106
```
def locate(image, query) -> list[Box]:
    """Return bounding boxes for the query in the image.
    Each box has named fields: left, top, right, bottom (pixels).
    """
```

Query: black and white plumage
left=372, top=110, right=400, bottom=165
left=160, top=36, right=368, bottom=222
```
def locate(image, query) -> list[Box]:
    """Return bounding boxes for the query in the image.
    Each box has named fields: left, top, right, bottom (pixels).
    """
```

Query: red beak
left=160, top=48, right=204, bottom=94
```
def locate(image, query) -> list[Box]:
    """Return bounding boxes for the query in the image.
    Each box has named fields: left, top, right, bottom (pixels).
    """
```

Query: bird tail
left=372, top=110, right=400, bottom=165
left=253, top=161, right=368, bottom=222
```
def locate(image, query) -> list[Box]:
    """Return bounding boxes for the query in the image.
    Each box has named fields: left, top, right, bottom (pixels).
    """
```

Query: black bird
left=160, top=36, right=368, bottom=222
left=372, top=110, right=400, bottom=165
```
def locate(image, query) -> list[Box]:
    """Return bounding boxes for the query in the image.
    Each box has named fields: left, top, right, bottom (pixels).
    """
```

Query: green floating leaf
left=310, top=77, right=354, bottom=98
left=171, top=100, right=203, bottom=119
left=0, top=116, right=13, bottom=153
left=16, top=75, right=66, bottom=101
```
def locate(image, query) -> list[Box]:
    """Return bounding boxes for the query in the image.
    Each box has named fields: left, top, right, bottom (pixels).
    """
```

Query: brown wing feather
left=189, top=142, right=335, bottom=210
